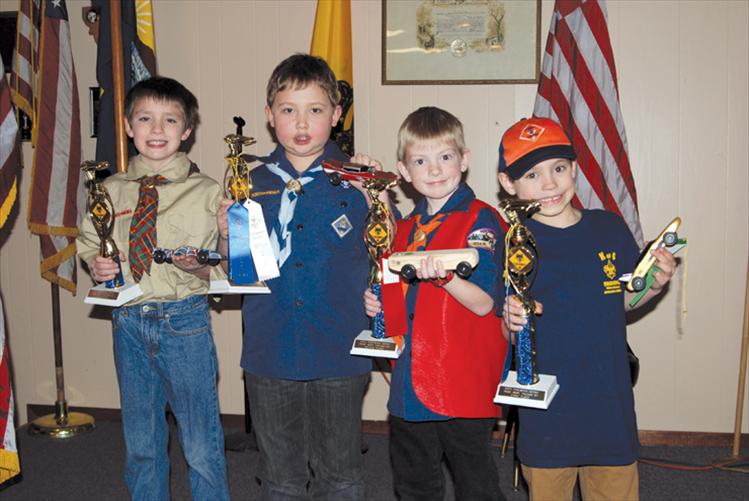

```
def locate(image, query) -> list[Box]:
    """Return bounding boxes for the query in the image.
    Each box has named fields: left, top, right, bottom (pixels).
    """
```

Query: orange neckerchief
left=401, top=213, right=446, bottom=297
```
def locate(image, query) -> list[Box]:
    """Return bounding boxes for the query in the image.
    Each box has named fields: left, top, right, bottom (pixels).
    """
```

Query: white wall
left=1, top=0, right=747, bottom=433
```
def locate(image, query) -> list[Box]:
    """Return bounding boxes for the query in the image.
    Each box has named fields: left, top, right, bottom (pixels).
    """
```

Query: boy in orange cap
left=498, top=117, right=678, bottom=501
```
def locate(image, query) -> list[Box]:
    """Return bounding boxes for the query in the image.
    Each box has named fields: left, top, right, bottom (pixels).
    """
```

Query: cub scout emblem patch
left=332, top=214, right=353, bottom=238
left=520, top=124, right=545, bottom=142
left=368, top=223, right=388, bottom=244
left=508, top=246, right=534, bottom=275
left=467, top=228, right=497, bottom=252
left=599, top=251, right=622, bottom=294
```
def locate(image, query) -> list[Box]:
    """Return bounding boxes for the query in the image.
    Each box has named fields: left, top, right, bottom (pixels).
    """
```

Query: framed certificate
left=382, top=0, right=541, bottom=85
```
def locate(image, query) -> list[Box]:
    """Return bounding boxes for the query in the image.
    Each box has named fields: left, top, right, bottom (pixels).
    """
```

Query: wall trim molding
left=26, top=404, right=749, bottom=449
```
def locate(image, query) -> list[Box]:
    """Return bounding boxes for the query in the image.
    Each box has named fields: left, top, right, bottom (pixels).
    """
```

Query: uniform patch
left=251, top=189, right=281, bottom=198
left=332, top=214, right=353, bottom=238
left=599, top=250, right=622, bottom=294
left=467, top=228, right=497, bottom=252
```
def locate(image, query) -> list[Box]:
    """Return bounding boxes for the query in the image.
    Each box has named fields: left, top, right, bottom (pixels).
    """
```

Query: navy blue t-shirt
left=240, top=141, right=372, bottom=380
left=505, top=209, right=640, bottom=467
left=388, top=184, right=503, bottom=421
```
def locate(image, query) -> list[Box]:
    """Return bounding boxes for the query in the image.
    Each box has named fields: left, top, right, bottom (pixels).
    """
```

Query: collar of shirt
left=122, top=152, right=192, bottom=183
left=261, top=140, right=342, bottom=180
left=411, top=183, right=476, bottom=223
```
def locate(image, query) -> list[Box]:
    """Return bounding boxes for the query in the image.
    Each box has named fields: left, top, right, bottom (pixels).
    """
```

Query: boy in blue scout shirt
left=364, top=107, right=509, bottom=501
left=216, top=54, right=384, bottom=500
left=77, top=77, right=229, bottom=501
left=497, top=117, right=678, bottom=501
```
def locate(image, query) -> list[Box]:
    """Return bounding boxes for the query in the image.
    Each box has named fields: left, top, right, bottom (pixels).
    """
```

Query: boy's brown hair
left=125, top=76, right=199, bottom=129
left=266, top=53, right=339, bottom=107
left=397, top=107, right=466, bottom=161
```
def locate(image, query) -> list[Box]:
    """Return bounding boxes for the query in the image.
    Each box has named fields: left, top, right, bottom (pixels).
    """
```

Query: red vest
left=387, top=200, right=509, bottom=418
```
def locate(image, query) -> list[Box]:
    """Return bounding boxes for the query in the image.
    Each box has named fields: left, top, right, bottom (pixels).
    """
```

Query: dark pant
left=245, top=372, right=370, bottom=500
left=389, top=415, right=505, bottom=501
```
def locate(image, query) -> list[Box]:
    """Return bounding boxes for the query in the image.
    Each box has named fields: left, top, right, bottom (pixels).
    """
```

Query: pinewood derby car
left=152, top=246, right=224, bottom=266
left=321, top=159, right=399, bottom=186
left=626, top=217, right=682, bottom=293
left=388, top=248, right=479, bottom=282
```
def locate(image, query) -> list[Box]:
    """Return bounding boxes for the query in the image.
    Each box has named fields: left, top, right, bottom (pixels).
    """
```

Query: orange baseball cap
left=498, top=117, right=576, bottom=179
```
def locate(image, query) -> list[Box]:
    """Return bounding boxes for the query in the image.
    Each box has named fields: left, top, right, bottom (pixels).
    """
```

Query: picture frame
left=382, top=0, right=541, bottom=85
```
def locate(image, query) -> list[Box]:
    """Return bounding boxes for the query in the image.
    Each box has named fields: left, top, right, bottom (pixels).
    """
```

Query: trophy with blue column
left=82, top=160, right=143, bottom=306
left=494, top=198, right=559, bottom=409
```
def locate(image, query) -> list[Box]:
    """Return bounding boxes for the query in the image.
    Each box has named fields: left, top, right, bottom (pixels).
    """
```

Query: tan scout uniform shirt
left=77, top=153, right=224, bottom=304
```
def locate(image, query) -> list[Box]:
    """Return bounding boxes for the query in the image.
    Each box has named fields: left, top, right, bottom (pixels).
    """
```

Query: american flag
left=10, top=0, right=41, bottom=124
left=16, top=0, right=83, bottom=293
left=533, top=0, right=643, bottom=246
left=0, top=56, right=21, bottom=484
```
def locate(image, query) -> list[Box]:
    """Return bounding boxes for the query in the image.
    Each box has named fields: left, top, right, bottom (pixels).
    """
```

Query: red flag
left=0, top=56, right=21, bottom=484
left=21, top=0, right=83, bottom=293
left=533, top=0, right=643, bottom=246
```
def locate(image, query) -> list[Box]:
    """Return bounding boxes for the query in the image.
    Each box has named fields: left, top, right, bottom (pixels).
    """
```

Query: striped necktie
left=129, top=175, right=170, bottom=282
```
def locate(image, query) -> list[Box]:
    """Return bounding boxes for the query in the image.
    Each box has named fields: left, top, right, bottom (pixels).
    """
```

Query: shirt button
left=296, top=223, right=304, bottom=231
left=340, top=201, right=348, bottom=208
left=408, top=313, right=414, bottom=320
left=295, top=261, right=303, bottom=269
left=295, top=298, right=304, bottom=308
left=142, top=305, right=151, bottom=312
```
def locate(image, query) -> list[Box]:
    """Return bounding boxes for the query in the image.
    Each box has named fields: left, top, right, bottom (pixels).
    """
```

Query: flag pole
left=731, top=258, right=749, bottom=457
left=109, top=0, right=127, bottom=174
left=28, top=284, right=95, bottom=437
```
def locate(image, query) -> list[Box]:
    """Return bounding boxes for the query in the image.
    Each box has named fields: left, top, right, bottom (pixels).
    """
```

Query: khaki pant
left=522, top=462, right=639, bottom=501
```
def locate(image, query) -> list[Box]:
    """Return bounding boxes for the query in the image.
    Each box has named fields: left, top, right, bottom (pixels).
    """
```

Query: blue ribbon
left=371, top=283, right=386, bottom=339
left=227, top=201, right=258, bottom=285
left=105, top=255, right=125, bottom=289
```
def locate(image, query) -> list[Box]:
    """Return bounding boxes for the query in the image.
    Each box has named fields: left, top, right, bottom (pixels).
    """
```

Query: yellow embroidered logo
left=599, top=251, right=621, bottom=294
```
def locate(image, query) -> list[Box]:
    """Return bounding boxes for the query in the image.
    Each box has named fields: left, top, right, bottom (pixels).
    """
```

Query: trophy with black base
left=494, top=198, right=559, bottom=409
left=208, top=117, right=276, bottom=294
left=322, top=160, right=402, bottom=358
left=82, top=161, right=143, bottom=306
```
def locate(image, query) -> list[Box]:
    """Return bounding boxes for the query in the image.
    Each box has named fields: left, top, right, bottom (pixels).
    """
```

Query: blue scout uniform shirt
left=240, top=141, right=372, bottom=380
left=388, top=184, right=503, bottom=421
left=502, top=209, right=640, bottom=467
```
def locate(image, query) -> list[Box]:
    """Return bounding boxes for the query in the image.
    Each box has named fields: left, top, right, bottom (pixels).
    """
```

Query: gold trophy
left=82, top=161, right=142, bottom=306
left=494, top=198, right=559, bottom=409
left=322, top=160, right=402, bottom=358
left=208, top=116, right=273, bottom=294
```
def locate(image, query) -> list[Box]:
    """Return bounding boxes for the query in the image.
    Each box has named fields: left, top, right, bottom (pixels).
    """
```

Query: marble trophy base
left=350, top=330, right=402, bottom=359
left=84, top=283, right=143, bottom=307
left=494, top=370, right=559, bottom=409
left=208, top=279, right=270, bottom=295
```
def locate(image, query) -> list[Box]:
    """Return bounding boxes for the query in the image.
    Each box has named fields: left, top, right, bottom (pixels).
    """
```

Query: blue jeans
left=112, top=295, right=229, bottom=501
left=245, top=372, right=370, bottom=500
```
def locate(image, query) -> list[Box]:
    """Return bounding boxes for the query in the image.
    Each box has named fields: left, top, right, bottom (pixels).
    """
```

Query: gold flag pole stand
left=28, top=284, right=95, bottom=438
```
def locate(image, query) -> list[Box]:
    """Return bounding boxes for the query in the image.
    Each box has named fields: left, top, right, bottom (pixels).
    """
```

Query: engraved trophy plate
left=81, top=160, right=143, bottom=307
left=322, top=160, right=402, bottom=359
left=494, top=198, right=558, bottom=409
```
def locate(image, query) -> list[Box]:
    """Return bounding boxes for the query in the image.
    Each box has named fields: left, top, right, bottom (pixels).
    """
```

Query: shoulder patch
left=467, top=228, right=497, bottom=252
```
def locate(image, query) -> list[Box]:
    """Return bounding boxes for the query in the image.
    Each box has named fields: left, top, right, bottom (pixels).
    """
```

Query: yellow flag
left=310, top=0, right=353, bottom=154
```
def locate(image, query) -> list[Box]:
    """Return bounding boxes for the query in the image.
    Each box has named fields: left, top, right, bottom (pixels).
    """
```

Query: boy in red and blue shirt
left=365, top=107, right=509, bottom=501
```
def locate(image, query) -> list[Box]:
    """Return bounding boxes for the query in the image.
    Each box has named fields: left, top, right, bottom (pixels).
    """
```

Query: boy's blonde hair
left=397, top=107, right=466, bottom=161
